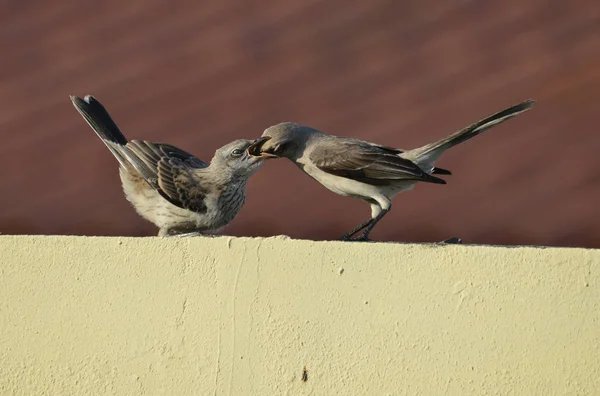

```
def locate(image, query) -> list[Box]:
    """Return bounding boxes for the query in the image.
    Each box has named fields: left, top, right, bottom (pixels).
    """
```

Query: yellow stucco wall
left=1, top=235, right=599, bottom=395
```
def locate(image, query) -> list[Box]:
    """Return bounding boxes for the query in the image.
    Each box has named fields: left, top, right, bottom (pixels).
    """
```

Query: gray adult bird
left=71, top=95, right=272, bottom=237
left=253, top=99, right=535, bottom=241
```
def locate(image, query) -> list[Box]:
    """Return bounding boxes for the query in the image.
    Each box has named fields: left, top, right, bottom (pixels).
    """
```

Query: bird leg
left=351, top=208, right=390, bottom=242
left=340, top=218, right=374, bottom=241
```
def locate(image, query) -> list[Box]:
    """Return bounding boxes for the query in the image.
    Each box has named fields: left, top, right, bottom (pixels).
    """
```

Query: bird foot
left=171, top=231, right=203, bottom=238
left=340, top=234, right=372, bottom=242
left=438, top=236, right=462, bottom=244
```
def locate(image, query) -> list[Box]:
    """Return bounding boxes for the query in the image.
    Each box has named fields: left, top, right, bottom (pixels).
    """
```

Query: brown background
left=1, top=1, right=599, bottom=247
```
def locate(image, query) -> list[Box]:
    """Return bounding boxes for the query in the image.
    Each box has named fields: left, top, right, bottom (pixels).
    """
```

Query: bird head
left=212, top=137, right=275, bottom=177
left=255, top=122, right=315, bottom=160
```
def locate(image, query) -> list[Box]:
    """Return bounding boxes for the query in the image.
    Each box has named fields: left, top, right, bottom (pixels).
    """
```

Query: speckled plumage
left=71, top=95, right=266, bottom=237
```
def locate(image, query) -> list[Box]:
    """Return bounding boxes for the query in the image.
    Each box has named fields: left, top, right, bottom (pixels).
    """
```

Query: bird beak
left=247, top=136, right=278, bottom=159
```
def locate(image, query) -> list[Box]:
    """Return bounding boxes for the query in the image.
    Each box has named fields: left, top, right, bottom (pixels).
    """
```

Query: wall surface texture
left=1, top=235, right=599, bottom=395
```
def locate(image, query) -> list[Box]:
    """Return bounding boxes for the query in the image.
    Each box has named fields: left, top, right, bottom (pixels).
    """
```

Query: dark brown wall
left=1, top=1, right=599, bottom=247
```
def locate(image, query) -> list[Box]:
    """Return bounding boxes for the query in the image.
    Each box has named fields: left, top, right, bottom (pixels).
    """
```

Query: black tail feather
left=70, top=95, right=128, bottom=145
left=432, top=167, right=452, bottom=175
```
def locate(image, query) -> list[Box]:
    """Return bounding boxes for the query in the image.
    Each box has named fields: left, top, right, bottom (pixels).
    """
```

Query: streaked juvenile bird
left=253, top=99, right=535, bottom=241
left=71, top=95, right=272, bottom=237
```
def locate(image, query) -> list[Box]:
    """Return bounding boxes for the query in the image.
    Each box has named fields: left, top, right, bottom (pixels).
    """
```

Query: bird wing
left=372, top=144, right=452, bottom=175
left=124, top=140, right=209, bottom=213
left=309, top=138, right=446, bottom=185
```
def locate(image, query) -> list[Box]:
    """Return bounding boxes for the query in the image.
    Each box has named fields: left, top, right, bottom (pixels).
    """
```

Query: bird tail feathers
left=402, top=99, right=535, bottom=171
left=70, top=95, right=131, bottom=168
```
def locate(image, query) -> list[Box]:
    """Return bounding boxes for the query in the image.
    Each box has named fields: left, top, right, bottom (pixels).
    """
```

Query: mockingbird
left=71, top=95, right=272, bottom=237
left=253, top=99, right=535, bottom=241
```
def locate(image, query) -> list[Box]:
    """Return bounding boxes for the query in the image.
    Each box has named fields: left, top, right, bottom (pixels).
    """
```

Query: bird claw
left=171, top=231, right=203, bottom=238
left=340, top=234, right=372, bottom=242
left=438, top=237, right=462, bottom=244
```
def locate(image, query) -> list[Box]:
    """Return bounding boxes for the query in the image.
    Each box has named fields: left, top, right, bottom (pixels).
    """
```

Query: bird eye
left=231, top=148, right=243, bottom=157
